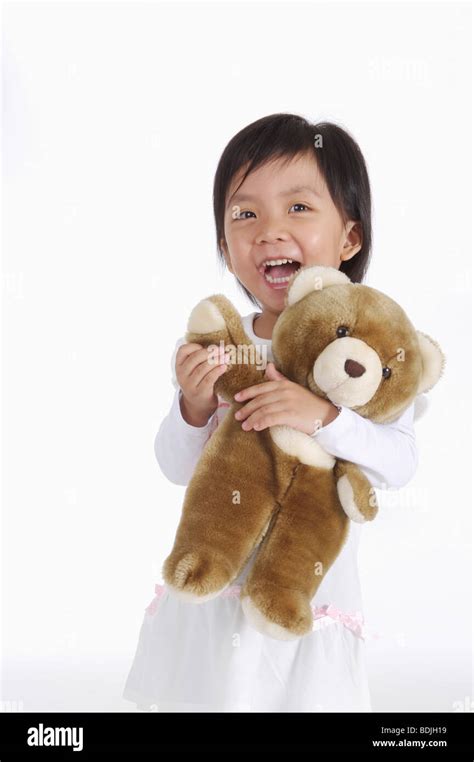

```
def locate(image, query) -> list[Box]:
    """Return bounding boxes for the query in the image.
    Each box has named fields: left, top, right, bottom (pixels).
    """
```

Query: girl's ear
left=220, top=239, right=234, bottom=274
left=416, top=331, right=446, bottom=393
left=286, top=264, right=350, bottom=307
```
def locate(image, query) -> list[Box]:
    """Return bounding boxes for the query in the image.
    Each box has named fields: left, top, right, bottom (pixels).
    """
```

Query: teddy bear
left=162, top=264, right=445, bottom=640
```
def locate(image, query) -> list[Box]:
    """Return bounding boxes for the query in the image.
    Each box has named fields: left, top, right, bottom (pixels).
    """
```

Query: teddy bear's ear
left=416, top=331, right=446, bottom=393
left=286, top=264, right=350, bottom=307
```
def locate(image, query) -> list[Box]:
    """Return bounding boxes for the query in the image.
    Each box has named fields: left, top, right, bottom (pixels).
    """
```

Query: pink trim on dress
left=144, top=584, right=167, bottom=615
left=144, top=583, right=366, bottom=639
left=312, top=603, right=365, bottom=639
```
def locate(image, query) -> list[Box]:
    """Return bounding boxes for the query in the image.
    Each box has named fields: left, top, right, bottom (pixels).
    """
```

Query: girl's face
left=221, top=151, right=362, bottom=314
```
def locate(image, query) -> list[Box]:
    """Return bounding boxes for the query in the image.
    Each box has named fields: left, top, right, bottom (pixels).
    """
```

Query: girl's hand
left=176, top=343, right=230, bottom=426
left=233, top=362, right=340, bottom=435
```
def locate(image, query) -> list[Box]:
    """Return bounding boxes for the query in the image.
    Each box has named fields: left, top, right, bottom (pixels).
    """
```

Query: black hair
left=213, top=113, right=372, bottom=308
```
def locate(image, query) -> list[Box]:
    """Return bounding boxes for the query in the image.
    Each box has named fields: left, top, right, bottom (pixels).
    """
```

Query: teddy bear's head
left=271, top=265, right=445, bottom=424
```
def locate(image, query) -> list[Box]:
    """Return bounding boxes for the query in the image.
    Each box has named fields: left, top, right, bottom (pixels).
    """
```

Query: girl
left=123, top=114, right=419, bottom=712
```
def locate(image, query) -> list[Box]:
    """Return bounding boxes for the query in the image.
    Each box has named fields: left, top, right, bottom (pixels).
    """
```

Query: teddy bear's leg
left=185, top=294, right=268, bottom=399
left=240, top=463, right=349, bottom=640
left=334, top=460, right=378, bottom=523
left=162, top=419, right=279, bottom=602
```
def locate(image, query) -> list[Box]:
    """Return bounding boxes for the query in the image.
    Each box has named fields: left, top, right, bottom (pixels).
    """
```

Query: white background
left=2, top=0, right=472, bottom=711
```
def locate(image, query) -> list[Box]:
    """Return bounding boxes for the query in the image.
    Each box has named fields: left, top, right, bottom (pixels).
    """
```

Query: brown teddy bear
left=162, top=265, right=445, bottom=640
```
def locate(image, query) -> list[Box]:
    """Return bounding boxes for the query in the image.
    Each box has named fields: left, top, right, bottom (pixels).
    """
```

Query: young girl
left=123, top=113, right=419, bottom=712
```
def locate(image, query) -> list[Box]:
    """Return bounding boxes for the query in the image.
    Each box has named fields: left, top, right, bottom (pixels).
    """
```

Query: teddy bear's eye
left=336, top=326, right=349, bottom=338
left=382, top=367, right=392, bottom=379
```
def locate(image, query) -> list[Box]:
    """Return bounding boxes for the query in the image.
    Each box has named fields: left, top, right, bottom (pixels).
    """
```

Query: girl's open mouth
left=259, top=258, right=301, bottom=289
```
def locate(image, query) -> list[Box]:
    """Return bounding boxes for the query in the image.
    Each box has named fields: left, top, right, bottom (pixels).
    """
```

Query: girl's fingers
left=234, top=380, right=283, bottom=402
left=180, top=345, right=227, bottom=383
left=177, top=343, right=226, bottom=371
left=190, top=349, right=230, bottom=387
left=175, top=343, right=205, bottom=367
left=240, top=404, right=288, bottom=431
left=235, top=391, right=288, bottom=421
left=176, top=346, right=208, bottom=383
left=196, top=360, right=229, bottom=391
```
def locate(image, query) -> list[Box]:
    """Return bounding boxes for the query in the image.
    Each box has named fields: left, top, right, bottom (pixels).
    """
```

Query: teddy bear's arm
left=186, top=294, right=265, bottom=402
left=334, top=459, right=379, bottom=523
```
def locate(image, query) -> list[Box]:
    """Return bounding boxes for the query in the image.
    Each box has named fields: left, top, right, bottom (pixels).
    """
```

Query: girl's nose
left=256, top=231, right=290, bottom=246
left=255, top=218, right=290, bottom=245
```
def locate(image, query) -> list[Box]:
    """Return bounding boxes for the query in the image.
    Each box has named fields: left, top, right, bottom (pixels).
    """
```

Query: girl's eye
left=233, top=204, right=310, bottom=220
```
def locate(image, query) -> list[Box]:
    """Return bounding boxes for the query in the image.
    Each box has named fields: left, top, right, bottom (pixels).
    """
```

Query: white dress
left=123, top=312, right=420, bottom=712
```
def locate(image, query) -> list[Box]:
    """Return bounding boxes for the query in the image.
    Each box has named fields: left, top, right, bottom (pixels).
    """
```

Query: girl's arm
left=155, top=341, right=419, bottom=490
left=154, top=337, right=218, bottom=486
left=154, top=387, right=217, bottom=486
left=312, top=402, right=418, bottom=489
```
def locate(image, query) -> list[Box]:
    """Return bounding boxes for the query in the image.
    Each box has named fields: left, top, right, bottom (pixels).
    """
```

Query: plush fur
left=162, top=265, right=446, bottom=640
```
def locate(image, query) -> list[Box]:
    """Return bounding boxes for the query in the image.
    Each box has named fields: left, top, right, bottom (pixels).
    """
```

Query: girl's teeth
left=264, top=273, right=292, bottom=284
left=262, top=258, right=294, bottom=267
left=261, top=257, right=299, bottom=284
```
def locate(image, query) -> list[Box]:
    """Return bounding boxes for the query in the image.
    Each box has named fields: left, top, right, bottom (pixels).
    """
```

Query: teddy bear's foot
left=162, top=549, right=234, bottom=603
left=240, top=582, right=313, bottom=641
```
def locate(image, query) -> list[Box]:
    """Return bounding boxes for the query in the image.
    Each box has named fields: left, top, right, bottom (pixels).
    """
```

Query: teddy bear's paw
left=187, top=299, right=226, bottom=335
left=162, top=549, right=234, bottom=603
left=240, top=584, right=313, bottom=641
left=336, top=474, right=377, bottom=523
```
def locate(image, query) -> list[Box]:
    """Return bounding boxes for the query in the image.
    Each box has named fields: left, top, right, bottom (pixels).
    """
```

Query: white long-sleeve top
left=154, top=311, right=421, bottom=490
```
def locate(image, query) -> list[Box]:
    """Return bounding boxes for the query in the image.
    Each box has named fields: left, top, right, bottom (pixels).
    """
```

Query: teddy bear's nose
left=344, top=358, right=366, bottom=378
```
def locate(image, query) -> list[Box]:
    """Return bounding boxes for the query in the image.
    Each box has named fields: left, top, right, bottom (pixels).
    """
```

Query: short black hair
left=213, top=113, right=372, bottom=308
